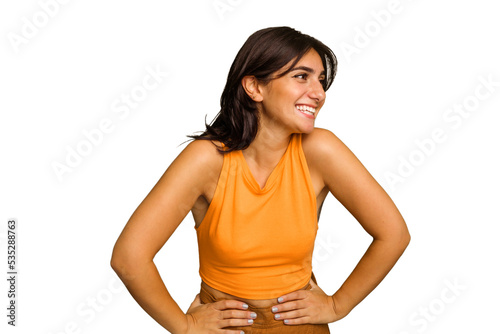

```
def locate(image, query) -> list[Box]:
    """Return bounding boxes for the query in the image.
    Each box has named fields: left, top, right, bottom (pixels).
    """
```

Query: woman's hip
left=198, top=278, right=331, bottom=334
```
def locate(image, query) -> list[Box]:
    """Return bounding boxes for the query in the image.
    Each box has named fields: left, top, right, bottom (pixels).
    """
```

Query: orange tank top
left=195, top=133, right=318, bottom=299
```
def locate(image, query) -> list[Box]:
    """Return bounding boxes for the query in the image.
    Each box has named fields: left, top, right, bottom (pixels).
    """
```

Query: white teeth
left=296, top=105, right=316, bottom=115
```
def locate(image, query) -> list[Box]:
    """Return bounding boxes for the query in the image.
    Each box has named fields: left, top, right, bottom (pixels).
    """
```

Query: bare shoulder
left=176, top=139, right=224, bottom=222
left=301, top=127, right=349, bottom=166
left=174, top=139, right=224, bottom=186
left=179, top=139, right=224, bottom=167
left=301, top=127, right=369, bottom=190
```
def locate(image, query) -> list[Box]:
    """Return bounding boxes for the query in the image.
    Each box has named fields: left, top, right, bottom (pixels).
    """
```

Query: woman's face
left=258, top=48, right=327, bottom=135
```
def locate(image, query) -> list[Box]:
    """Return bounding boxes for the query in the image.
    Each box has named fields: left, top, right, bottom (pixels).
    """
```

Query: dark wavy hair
left=188, top=26, right=338, bottom=153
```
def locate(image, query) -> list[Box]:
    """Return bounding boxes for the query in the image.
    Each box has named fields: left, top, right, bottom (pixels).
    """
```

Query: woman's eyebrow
left=290, top=66, right=326, bottom=75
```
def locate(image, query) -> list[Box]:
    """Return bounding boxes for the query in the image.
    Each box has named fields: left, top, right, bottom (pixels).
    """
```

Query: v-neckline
left=238, top=136, right=293, bottom=193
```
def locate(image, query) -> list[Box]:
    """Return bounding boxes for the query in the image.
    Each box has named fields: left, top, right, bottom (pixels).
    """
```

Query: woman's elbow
left=110, top=247, right=127, bottom=276
left=110, top=246, right=141, bottom=281
left=398, top=225, right=411, bottom=251
left=378, top=222, right=410, bottom=253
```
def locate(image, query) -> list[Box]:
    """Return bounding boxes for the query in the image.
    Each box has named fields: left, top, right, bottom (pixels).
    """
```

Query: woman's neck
left=243, top=123, right=292, bottom=170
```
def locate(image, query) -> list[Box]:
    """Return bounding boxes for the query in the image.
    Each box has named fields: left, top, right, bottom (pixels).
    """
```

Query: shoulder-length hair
left=189, top=26, right=338, bottom=153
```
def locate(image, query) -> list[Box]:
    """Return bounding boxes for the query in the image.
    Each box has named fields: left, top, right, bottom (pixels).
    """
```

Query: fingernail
left=240, top=331, right=245, bottom=334
left=278, top=297, right=284, bottom=303
left=247, top=319, right=254, bottom=324
left=284, top=319, right=289, bottom=324
left=250, top=312, right=257, bottom=319
left=274, top=314, right=281, bottom=319
left=242, top=303, right=249, bottom=309
left=272, top=306, right=278, bottom=313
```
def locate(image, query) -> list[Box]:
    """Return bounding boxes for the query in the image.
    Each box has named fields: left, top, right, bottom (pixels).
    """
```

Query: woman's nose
left=309, top=79, right=326, bottom=102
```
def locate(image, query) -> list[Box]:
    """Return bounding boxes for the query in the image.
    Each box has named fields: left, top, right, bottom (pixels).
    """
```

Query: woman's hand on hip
left=185, top=293, right=256, bottom=333
left=271, top=280, right=347, bottom=325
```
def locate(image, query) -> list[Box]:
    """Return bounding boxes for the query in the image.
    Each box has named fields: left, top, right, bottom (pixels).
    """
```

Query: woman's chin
left=297, top=122, right=315, bottom=134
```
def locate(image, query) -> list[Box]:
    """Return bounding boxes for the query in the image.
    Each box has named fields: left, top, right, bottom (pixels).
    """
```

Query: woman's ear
left=241, top=76, right=263, bottom=102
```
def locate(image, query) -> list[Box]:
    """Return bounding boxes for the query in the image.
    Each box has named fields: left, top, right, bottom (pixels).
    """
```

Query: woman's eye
left=294, top=73, right=308, bottom=80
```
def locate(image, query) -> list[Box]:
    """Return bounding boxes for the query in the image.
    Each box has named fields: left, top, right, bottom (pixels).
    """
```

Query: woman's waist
left=200, top=279, right=312, bottom=308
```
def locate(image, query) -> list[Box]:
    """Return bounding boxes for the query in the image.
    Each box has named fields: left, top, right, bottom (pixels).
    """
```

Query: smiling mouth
left=296, top=104, right=316, bottom=116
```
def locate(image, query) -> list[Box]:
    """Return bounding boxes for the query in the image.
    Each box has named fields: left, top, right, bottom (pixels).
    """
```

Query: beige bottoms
left=199, top=275, right=331, bottom=334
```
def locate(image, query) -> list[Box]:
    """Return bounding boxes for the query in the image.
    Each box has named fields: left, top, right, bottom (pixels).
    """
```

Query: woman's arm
left=316, top=129, right=411, bottom=317
left=110, top=140, right=253, bottom=333
left=272, top=128, right=410, bottom=324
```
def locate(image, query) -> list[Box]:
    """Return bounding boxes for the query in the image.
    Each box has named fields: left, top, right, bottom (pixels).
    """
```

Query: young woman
left=111, top=26, right=410, bottom=334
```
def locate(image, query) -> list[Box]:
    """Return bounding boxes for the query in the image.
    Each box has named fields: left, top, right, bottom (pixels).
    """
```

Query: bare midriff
left=201, top=279, right=312, bottom=308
